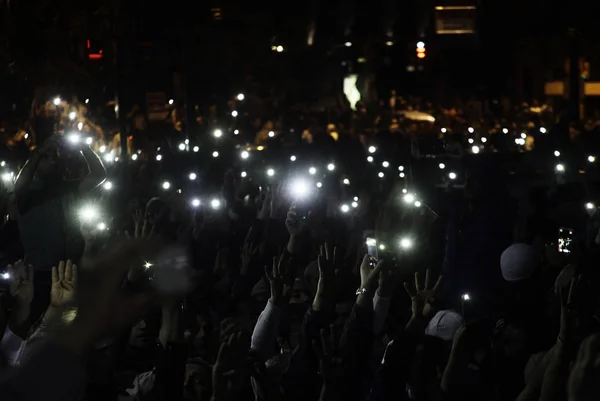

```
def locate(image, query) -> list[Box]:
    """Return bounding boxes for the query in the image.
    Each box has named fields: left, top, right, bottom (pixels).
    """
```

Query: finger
left=65, top=260, right=73, bottom=281
left=71, top=264, right=78, bottom=286
left=325, top=243, right=331, bottom=261
left=320, top=329, right=330, bottom=356
left=320, top=245, right=325, bottom=258
left=333, top=247, right=338, bottom=266
left=431, top=275, right=443, bottom=294
left=125, top=230, right=131, bottom=240
left=425, top=269, right=431, bottom=290
left=51, top=266, right=58, bottom=285
left=62, top=282, right=74, bottom=293
left=272, top=256, right=278, bottom=278
left=567, top=276, right=578, bottom=307
left=361, top=254, right=370, bottom=267
left=6, top=264, right=13, bottom=275
left=403, top=282, right=415, bottom=298
left=58, top=261, right=65, bottom=281
left=414, top=271, right=421, bottom=292
left=142, top=219, right=148, bottom=237
left=263, top=265, right=273, bottom=281
left=317, top=254, right=325, bottom=273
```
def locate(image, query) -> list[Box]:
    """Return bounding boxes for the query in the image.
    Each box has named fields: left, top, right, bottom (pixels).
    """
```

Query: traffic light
left=416, top=41, right=426, bottom=59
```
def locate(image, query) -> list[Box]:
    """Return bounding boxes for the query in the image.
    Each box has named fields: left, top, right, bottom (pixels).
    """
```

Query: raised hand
left=285, top=205, right=306, bottom=236
left=313, top=244, right=337, bottom=311
left=240, top=235, right=259, bottom=276
left=8, top=260, right=34, bottom=305
left=313, top=324, right=344, bottom=388
left=212, top=331, right=251, bottom=401
left=270, top=182, right=287, bottom=220
left=359, top=254, right=384, bottom=294
left=50, top=260, right=78, bottom=308
left=264, top=256, right=287, bottom=307
left=403, top=269, right=442, bottom=318
left=568, top=333, right=600, bottom=401
left=126, top=208, right=154, bottom=240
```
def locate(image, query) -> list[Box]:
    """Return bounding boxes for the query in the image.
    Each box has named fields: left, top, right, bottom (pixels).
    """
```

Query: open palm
left=50, top=260, right=77, bottom=308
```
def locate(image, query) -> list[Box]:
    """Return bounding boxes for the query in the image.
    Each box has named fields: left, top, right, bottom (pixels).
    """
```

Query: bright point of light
left=85, top=137, right=93, bottom=145
left=1, top=172, right=12, bottom=182
left=481, top=137, right=487, bottom=143
left=78, top=205, right=99, bottom=221
left=96, top=222, right=107, bottom=231
left=1, top=272, right=9, bottom=280
left=68, top=134, right=80, bottom=144
left=416, top=41, right=425, bottom=49
left=241, top=151, right=249, bottom=159
left=53, top=97, right=61, bottom=106
left=399, top=172, right=405, bottom=178
left=403, top=194, right=415, bottom=203
left=382, top=161, right=389, bottom=168
left=68, top=111, right=77, bottom=120
left=268, top=131, right=275, bottom=138
left=368, top=146, right=377, bottom=153
left=468, top=138, right=474, bottom=144
left=379, top=244, right=386, bottom=250
left=212, top=151, right=219, bottom=158
left=193, top=146, right=199, bottom=152
left=414, top=201, right=422, bottom=207
left=144, top=262, right=153, bottom=269
left=290, top=155, right=296, bottom=161
left=191, top=198, right=201, bottom=207
left=102, top=181, right=113, bottom=190
left=586, top=202, right=595, bottom=210
left=354, top=196, right=359, bottom=201
left=367, top=156, right=374, bottom=163
left=309, top=167, right=317, bottom=175
left=378, top=172, right=384, bottom=178
left=385, top=41, right=394, bottom=46
left=589, top=155, right=596, bottom=163
left=231, top=110, right=238, bottom=117
left=210, top=199, right=221, bottom=210
left=448, top=172, right=457, bottom=180
left=178, top=143, right=186, bottom=151
left=340, top=204, right=350, bottom=213
left=366, top=238, right=376, bottom=247
left=267, top=168, right=275, bottom=177
left=556, top=164, right=565, bottom=172
left=276, top=45, right=284, bottom=52
left=554, top=150, right=561, bottom=157
left=99, top=146, right=106, bottom=153
left=103, top=153, right=114, bottom=163
left=316, top=182, right=322, bottom=188
left=77, top=122, right=84, bottom=130
left=290, top=179, right=311, bottom=199
left=162, top=181, right=171, bottom=190
left=327, top=163, right=335, bottom=171
left=156, top=154, right=163, bottom=161
left=468, top=127, right=474, bottom=133
left=398, top=166, right=404, bottom=171
left=351, top=201, right=358, bottom=208
left=131, top=154, right=138, bottom=161
left=521, top=133, right=527, bottom=139
left=399, top=238, right=413, bottom=249
left=168, top=99, right=174, bottom=105
left=189, top=173, right=197, bottom=180
left=345, top=41, right=352, bottom=47
left=213, top=129, right=223, bottom=138
left=343, top=178, right=350, bottom=185
left=441, top=128, right=447, bottom=133
left=402, top=189, right=408, bottom=194
left=0, top=161, right=5, bottom=167
left=241, top=171, right=247, bottom=178
left=237, top=93, right=245, bottom=101
left=234, top=130, right=239, bottom=135
left=472, top=145, right=480, bottom=154
left=540, top=127, right=547, bottom=134
left=439, top=163, right=445, bottom=169
left=462, top=293, right=470, bottom=301
left=85, top=98, right=89, bottom=104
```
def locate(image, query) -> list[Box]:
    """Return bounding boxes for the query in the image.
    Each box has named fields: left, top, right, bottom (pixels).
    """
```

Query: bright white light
left=276, top=45, right=284, bottom=52
left=414, top=201, right=422, bottom=207
left=521, top=133, right=527, bottom=139
left=234, top=130, right=240, bottom=135
left=343, top=178, right=350, bottom=185
left=586, top=202, right=595, bottom=210
left=241, top=171, right=247, bottom=178
left=345, top=41, right=352, bottom=47
left=416, top=41, right=425, bottom=49
left=53, top=97, right=61, bottom=106
left=290, top=179, right=311, bottom=199
left=102, top=181, right=113, bottom=190
left=448, top=172, right=457, bottom=180
left=210, top=199, right=221, bottom=210
left=168, top=99, right=174, bottom=105
left=327, top=163, right=335, bottom=171
left=144, top=262, right=153, bottom=270
left=178, top=143, right=186, bottom=151
left=316, top=182, right=322, bottom=188
left=366, top=238, right=376, bottom=247
left=156, top=154, right=163, bottom=161
left=403, top=194, right=415, bottom=203
left=241, top=151, right=249, bottom=159
left=468, top=138, right=474, bottom=144
left=96, top=222, right=107, bottom=231
left=367, top=156, right=374, bottom=163
left=103, top=153, right=114, bottom=163
left=231, top=110, right=238, bottom=117
left=162, top=181, right=171, bottom=190
left=382, top=161, right=389, bottom=168
left=540, top=127, right=547, bottom=134
left=379, top=244, right=386, bottom=250
left=77, top=122, right=84, bottom=131
left=556, top=164, right=565, bottom=172
left=213, top=129, right=223, bottom=138
left=267, top=168, right=275, bottom=177
left=554, top=150, right=561, bottom=157
left=462, top=293, right=470, bottom=301
left=378, top=172, right=384, bottom=178
left=439, top=163, right=445, bottom=169
left=368, top=146, right=377, bottom=153
left=351, top=201, right=358, bottom=208
left=354, top=196, right=359, bottom=201
left=237, top=93, right=245, bottom=101
left=441, top=128, right=447, bottom=133
left=589, top=155, right=596, bottom=163
left=85, top=98, right=89, bottom=104
left=468, top=127, right=474, bottom=133
left=68, top=134, right=80, bottom=144
left=398, top=166, right=404, bottom=171
left=193, top=146, right=199, bottom=152
left=290, top=155, right=297, bottom=162
left=85, top=137, right=93, bottom=145
left=472, top=145, right=480, bottom=154
left=481, top=137, right=487, bottom=143
left=502, top=128, right=508, bottom=134
left=399, top=172, right=405, bottom=178
left=399, top=238, right=413, bottom=249
left=268, top=131, right=275, bottom=138
left=402, top=189, right=408, bottom=194
left=99, top=145, right=106, bottom=153
left=1, top=172, right=12, bottom=182
left=189, top=173, right=197, bottom=180
left=68, top=111, right=76, bottom=120
left=212, top=151, right=219, bottom=158
left=191, top=198, right=201, bottom=207
left=340, top=204, right=350, bottom=213
left=78, top=205, right=99, bottom=222
left=309, top=167, right=317, bottom=175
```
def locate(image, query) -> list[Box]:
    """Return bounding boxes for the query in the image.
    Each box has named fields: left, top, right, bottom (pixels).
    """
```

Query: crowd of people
left=0, top=90, right=599, bottom=401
